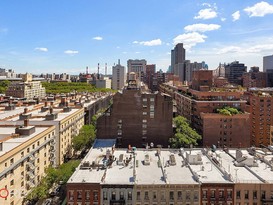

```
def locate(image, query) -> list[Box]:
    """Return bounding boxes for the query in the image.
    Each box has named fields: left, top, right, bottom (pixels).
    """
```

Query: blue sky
left=0, top=0, right=273, bottom=74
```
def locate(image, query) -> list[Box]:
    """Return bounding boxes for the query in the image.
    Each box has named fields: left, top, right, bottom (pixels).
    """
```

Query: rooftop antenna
left=86, top=66, right=89, bottom=74
left=97, top=63, right=100, bottom=79
left=105, top=63, right=107, bottom=75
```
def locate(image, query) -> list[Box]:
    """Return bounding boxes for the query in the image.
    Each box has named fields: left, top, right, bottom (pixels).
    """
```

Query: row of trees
left=42, top=82, right=113, bottom=94
left=26, top=160, right=80, bottom=201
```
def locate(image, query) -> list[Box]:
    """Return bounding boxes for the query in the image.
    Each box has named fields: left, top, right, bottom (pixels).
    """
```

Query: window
left=143, top=112, right=147, bottom=115
left=120, top=191, right=124, bottom=200
left=77, top=191, right=82, bottom=200
left=144, top=191, right=149, bottom=200
left=143, top=98, right=147, bottom=102
left=211, top=190, right=215, bottom=198
left=128, top=191, right=132, bottom=200
left=103, top=191, right=107, bottom=200
left=219, top=190, right=224, bottom=198
left=203, top=190, right=207, bottom=199
left=261, top=191, right=266, bottom=199
left=86, top=191, right=90, bottom=200
left=245, top=190, right=249, bottom=199
left=10, top=180, right=14, bottom=186
left=253, top=190, right=257, bottom=199
left=178, top=191, right=182, bottom=200
left=153, top=191, right=157, bottom=200
left=93, top=191, right=98, bottom=201
left=137, top=192, right=140, bottom=200
left=236, top=190, right=241, bottom=199
left=170, top=191, right=174, bottom=200
left=112, top=191, right=116, bottom=200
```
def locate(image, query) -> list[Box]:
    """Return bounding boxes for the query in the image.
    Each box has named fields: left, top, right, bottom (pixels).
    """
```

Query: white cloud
left=93, top=36, right=103, bottom=40
left=232, top=11, right=240, bottom=21
left=184, top=23, right=221, bottom=32
left=133, top=39, right=162, bottom=46
left=217, top=42, right=273, bottom=54
left=64, top=50, right=79, bottom=55
left=194, top=8, right=217, bottom=20
left=35, top=47, right=48, bottom=52
left=135, top=51, right=140, bottom=54
left=173, top=32, right=207, bottom=49
left=217, top=46, right=241, bottom=54
left=244, top=1, right=273, bottom=17
left=221, top=18, right=226, bottom=22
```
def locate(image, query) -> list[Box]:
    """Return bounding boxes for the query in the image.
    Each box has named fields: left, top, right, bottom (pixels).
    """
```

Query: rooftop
left=68, top=141, right=273, bottom=185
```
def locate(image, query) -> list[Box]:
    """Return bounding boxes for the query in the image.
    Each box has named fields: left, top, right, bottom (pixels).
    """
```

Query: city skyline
left=0, top=0, right=273, bottom=74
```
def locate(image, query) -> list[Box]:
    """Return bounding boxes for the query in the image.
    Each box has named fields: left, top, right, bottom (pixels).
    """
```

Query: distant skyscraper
left=174, top=43, right=185, bottom=64
left=112, top=59, right=126, bottom=90
left=263, top=55, right=273, bottom=87
left=172, top=43, right=186, bottom=82
left=127, top=59, right=147, bottom=81
left=263, top=55, right=273, bottom=72
left=224, top=61, right=247, bottom=85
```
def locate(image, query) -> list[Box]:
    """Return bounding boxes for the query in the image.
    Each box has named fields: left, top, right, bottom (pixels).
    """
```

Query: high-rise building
left=112, top=60, right=126, bottom=90
left=263, top=55, right=273, bottom=72
left=127, top=59, right=147, bottom=81
left=244, top=88, right=273, bottom=146
left=145, top=64, right=156, bottom=90
left=173, top=43, right=185, bottom=64
left=224, top=61, right=247, bottom=85
left=97, top=76, right=173, bottom=148
left=5, top=73, right=46, bottom=100
left=172, top=43, right=186, bottom=81
left=263, top=55, right=273, bottom=87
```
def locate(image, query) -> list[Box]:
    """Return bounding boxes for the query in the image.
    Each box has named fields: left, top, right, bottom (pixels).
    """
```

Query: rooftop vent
left=169, top=154, right=176, bottom=166
left=144, top=154, right=150, bottom=165
left=186, top=152, right=203, bottom=165
left=80, top=161, right=91, bottom=170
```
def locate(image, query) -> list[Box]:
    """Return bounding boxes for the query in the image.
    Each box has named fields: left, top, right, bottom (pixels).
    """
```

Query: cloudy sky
left=0, top=0, right=273, bottom=74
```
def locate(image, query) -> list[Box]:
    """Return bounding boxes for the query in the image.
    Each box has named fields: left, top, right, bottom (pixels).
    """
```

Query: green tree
left=0, top=80, right=10, bottom=93
left=169, top=116, right=201, bottom=148
left=26, top=160, right=80, bottom=201
left=72, top=124, right=96, bottom=151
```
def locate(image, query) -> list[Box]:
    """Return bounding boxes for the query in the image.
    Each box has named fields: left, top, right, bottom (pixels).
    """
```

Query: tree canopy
left=26, top=160, right=80, bottom=201
left=169, top=116, right=201, bottom=148
left=41, top=82, right=114, bottom=94
left=0, top=80, right=10, bottom=93
left=72, top=124, right=96, bottom=151
left=216, top=106, right=241, bottom=116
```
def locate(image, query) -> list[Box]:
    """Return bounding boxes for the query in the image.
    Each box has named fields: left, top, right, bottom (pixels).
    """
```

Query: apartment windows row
left=136, top=190, right=199, bottom=202
left=68, top=190, right=98, bottom=201
left=236, top=190, right=273, bottom=200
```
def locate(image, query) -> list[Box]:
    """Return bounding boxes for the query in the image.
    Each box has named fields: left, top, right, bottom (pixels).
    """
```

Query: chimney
left=49, top=107, right=53, bottom=114
left=24, top=108, right=28, bottom=114
left=24, top=119, right=29, bottom=127
left=51, top=102, right=54, bottom=106
left=45, top=101, right=48, bottom=107
left=118, top=59, right=120, bottom=65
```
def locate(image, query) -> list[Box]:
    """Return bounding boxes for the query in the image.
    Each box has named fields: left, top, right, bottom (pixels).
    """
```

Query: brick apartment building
left=67, top=140, right=273, bottom=205
left=244, top=88, right=273, bottom=147
left=97, top=79, right=173, bottom=148
left=160, top=70, right=250, bottom=147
